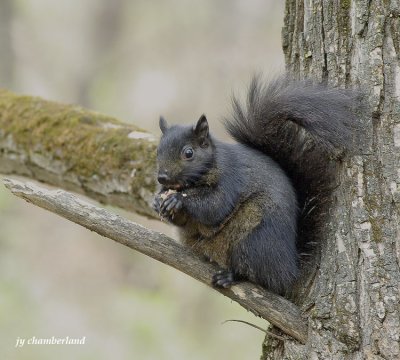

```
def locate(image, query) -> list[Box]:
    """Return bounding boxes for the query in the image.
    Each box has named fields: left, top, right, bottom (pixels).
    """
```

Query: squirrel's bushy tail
left=225, top=74, right=360, bottom=253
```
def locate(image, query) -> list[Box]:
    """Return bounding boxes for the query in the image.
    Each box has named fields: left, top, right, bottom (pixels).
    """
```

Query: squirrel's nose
left=157, top=173, right=170, bottom=185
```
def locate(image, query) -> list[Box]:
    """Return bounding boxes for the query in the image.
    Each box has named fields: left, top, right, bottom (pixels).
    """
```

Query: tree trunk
left=262, top=0, right=400, bottom=359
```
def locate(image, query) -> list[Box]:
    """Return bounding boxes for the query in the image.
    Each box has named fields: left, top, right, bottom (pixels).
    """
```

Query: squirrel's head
left=156, top=115, right=215, bottom=190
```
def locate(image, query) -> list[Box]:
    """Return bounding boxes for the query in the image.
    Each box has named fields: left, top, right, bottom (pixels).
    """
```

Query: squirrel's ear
left=194, top=114, right=209, bottom=138
left=159, top=116, right=169, bottom=134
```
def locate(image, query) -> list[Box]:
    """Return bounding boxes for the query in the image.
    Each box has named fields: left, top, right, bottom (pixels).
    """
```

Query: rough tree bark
left=261, top=0, right=400, bottom=359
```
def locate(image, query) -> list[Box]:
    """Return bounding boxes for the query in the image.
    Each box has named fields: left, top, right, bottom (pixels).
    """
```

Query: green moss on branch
left=0, top=89, right=158, bottom=217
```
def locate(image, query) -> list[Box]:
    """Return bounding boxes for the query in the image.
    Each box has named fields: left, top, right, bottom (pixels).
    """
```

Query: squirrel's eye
left=181, top=147, right=194, bottom=160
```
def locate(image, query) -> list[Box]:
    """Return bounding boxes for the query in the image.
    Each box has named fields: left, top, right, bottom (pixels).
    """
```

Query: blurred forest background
left=0, top=0, right=284, bottom=359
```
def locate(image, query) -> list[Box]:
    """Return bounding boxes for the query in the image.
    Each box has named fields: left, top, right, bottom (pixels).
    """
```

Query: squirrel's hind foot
left=212, top=270, right=237, bottom=288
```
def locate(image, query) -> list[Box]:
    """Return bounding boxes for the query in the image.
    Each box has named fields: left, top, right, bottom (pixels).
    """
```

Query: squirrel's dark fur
left=153, top=75, right=358, bottom=295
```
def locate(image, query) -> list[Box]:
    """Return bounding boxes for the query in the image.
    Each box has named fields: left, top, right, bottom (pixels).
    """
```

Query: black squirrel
left=153, top=75, right=358, bottom=295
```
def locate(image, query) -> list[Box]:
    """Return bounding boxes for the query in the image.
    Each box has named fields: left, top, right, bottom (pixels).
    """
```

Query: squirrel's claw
left=159, top=193, right=183, bottom=219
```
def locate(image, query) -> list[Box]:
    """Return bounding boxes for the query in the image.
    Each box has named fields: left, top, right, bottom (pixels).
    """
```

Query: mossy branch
left=3, top=178, right=308, bottom=343
left=0, top=89, right=158, bottom=218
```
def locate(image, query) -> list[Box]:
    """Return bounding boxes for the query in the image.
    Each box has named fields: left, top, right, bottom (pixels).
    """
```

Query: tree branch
left=0, top=89, right=158, bottom=218
left=3, top=178, right=308, bottom=344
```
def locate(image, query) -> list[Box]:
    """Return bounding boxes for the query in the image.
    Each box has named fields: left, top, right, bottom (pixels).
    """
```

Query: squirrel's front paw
left=160, top=193, right=183, bottom=219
